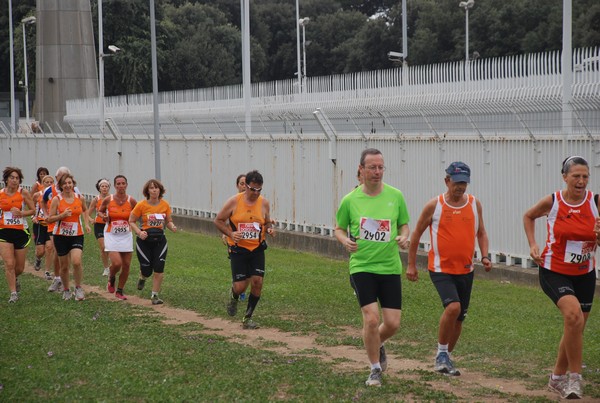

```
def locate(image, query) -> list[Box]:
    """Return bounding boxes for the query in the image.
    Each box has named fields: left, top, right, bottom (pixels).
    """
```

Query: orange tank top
left=105, top=195, right=133, bottom=234
left=46, top=185, right=59, bottom=232
left=227, top=193, right=265, bottom=251
left=428, top=194, right=478, bottom=274
left=94, top=195, right=107, bottom=224
left=131, top=199, right=171, bottom=231
left=541, top=191, right=598, bottom=275
left=53, top=193, right=84, bottom=236
left=0, top=187, right=26, bottom=230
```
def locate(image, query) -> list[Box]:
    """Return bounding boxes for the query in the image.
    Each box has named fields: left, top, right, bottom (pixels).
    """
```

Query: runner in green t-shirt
left=335, top=148, right=410, bottom=387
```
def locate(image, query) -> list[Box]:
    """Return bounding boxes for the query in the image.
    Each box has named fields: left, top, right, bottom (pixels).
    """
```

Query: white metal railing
left=66, top=48, right=600, bottom=120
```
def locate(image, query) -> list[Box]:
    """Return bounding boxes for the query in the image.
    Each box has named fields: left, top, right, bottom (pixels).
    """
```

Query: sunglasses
left=246, top=184, right=262, bottom=193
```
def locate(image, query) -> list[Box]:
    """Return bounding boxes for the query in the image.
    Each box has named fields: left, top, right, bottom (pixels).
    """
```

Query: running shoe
left=548, top=374, right=567, bottom=395
left=562, top=374, right=583, bottom=399
left=434, top=352, right=460, bottom=376
left=365, top=368, right=382, bottom=387
left=48, top=277, right=62, bottom=292
left=115, top=291, right=127, bottom=300
left=62, top=289, right=72, bottom=301
left=74, top=286, right=85, bottom=301
left=227, top=293, right=238, bottom=316
left=379, top=344, right=388, bottom=372
left=151, top=294, right=164, bottom=305
left=8, top=292, right=19, bottom=303
left=137, top=278, right=146, bottom=291
left=34, top=258, right=42, bottom=271
left=107, top=279, right=116, bottom=294
left=102, top=267, right=110, bottom=276
left=44, top=271, right=53, bottom=280
left=15, top=278, right=21, bottom=293
left=242, top=317, right=260, bottom=329
left=240, top=292, right=246, bottom=301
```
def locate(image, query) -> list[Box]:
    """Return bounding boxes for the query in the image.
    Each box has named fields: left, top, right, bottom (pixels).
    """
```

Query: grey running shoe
left=8, top=292, right=19, bottom=303
left=227, top=294, right=238, bottom=316
left=151, top=294, right=164, bottom=305
left=48, top=277, right=62, bottom=292
left=44, top=271, right=53, bottom=280
left=74, top=287, right=85, bottom=301
left=548, top=374, right=567, bottom=395
left=562, top=374, right=583, bottom=399
left=379, top=344, right=388, bottom=372
left=137, top=278, right=146, bottom=291
left=15, top=278, right=21, bottom=293
left=435, top=352, right=460, bottom=376
left=34, top=258, right=42, bottom=271
left=102, top=267, right=110, bottom=276
left=242, top=317, right=260, bottom=329
left=365, top=368, right=382, bottom=387
left=62, top=289, right=72, bottom=301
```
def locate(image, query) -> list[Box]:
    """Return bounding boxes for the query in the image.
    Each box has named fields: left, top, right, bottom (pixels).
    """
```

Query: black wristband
left=481, top=256, right=490, bottom=262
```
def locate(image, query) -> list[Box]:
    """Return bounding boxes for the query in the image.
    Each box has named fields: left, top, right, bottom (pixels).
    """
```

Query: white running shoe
left=102, top=267, right=110, bottom=276
left=74, top=286, right=85, bottom=301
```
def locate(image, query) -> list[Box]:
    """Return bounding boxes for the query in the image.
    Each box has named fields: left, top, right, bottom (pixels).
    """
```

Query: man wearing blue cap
left=406, top=161, right=492, bottom=376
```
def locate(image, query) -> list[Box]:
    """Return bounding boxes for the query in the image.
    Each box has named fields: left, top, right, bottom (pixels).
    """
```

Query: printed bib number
left=359, top=217, right=391, bottom=242
left=147, top=213, right=165, bottom=227
left=58, top=222, right=78, bottom=236
left=564, top=240, right=596, bottom=264
left=239, top=222, right=260, bottom=240
left=3, top=211, right=23, bottom=226
left=111, top=220, right=130, bottom=234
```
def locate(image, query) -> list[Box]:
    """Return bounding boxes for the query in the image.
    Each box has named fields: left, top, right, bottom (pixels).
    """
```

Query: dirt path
left=28, top=267, right=592, bottom=402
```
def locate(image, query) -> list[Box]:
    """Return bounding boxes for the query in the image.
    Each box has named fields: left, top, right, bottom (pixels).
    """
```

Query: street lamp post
left=295, top=0, right=301, bottom=95
left=21, top=16, right=36, bottom=125
left=8, top=0, right=16, bottom=134
left=459, top=0, right=474, bottom=63
left=299, top=17, right=310, bottom=93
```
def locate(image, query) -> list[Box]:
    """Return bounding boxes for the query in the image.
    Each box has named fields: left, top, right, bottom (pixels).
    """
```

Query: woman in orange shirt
left=30, top=166, right=49, bottom=195
left=47, top=174, right=91, bottom=301
left=99, top=175, right=137, bottom=300
left=129, top=179, right=177, bottom=305
left=86, top=178, right=111, bottom=276
left=0, top=167, right=35, bottom=303
left=524, top=156, right=598, bottom=399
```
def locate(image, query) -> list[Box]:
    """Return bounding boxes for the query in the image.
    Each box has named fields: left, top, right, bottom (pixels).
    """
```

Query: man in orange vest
left=406, top=161, right=492, bottom=376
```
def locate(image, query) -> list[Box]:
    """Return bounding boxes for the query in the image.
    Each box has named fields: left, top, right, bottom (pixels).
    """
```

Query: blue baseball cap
left=445, top=161, right=470, bottom=183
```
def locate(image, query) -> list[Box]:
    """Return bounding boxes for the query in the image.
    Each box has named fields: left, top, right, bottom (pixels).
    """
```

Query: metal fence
left=1, top=48, right=600, bottom=270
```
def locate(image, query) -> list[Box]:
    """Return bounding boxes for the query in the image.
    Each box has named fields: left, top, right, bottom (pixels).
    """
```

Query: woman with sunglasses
left=214, top=170, right=275, bottom=329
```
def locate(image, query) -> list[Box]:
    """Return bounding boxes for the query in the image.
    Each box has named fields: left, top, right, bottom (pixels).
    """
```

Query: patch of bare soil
left=28, top=267, right=594, bottom=402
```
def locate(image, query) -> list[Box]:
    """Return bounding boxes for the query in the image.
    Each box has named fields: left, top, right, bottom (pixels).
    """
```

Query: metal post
left=562, top=0, right=573, bottom=138
left=98, top=0, right=105, bottom=137
left=9, top=0, right=16, bottom=134
left=150, top=0, right=161, bottom=179
left=402, top=0, right=407, bottom=62
left=241, top=0, right=251, bottom=138
left=295, top=0, right=301, bottom=94
left=22, top=21, right=30, bottom=123
left=465, top=8, right=469, bottom=63
left=302, top=24, right=307, bottom=92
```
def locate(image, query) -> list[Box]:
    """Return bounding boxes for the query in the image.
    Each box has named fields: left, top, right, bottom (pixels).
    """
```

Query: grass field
left=0, top=227, right=599, bottom=401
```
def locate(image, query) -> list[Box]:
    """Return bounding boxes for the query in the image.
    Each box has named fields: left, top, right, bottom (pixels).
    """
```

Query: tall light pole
left=299, top=17, right=310, bottom=93
left=98, top=0, right=105, bottom=137
left=21, top=16, right=36, bottom=125
left=150, top=0, right=161, bottom=180
left=295, top=0, right=301, bottom=94
left=8, top=0, right=16, bottom=134
left=459, top=0, right=474, bottom=62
